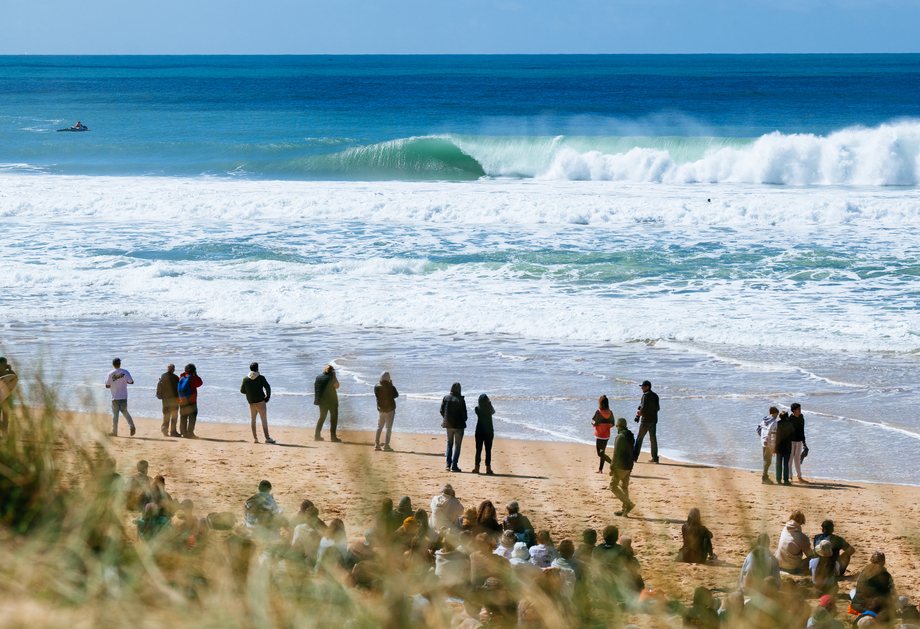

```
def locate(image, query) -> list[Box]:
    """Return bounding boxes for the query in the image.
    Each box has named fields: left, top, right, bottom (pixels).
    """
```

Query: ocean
left=1, top=55, right=919, bottom=485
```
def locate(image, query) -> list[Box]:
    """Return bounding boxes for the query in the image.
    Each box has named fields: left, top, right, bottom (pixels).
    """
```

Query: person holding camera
left=314, top=365, right=341, bottom=442
left=632, top=380, right=660, bottom=464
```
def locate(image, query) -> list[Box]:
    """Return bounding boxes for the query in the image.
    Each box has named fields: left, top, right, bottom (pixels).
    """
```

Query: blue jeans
left=777, top=452, right=791, bottom=483
left=111, top=399, right=135, bottom=433
left=446, top=428, right=464, bottom=469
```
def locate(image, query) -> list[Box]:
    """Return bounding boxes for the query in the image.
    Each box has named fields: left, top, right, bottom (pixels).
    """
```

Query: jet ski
left=57, top=125, right=89, bottom=132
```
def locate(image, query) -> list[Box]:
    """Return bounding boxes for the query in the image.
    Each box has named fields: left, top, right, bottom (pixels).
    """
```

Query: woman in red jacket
left=592, top=395, right=615, bottom=473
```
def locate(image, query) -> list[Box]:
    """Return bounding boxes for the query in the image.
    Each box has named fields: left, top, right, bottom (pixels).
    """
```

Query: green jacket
left=612, top=427, right=635, bottom=471
left=240, top=374, right=271, bottom=404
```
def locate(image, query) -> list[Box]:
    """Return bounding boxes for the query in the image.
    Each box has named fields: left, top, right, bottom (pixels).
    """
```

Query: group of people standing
left=757, top=403, right=809, bottom=485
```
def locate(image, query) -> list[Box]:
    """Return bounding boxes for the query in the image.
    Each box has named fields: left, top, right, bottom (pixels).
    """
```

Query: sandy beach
left=70, top=411, right=920, bottom=604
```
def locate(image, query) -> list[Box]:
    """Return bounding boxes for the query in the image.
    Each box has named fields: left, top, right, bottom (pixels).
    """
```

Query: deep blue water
left=2, top=54, right=920, bottom=179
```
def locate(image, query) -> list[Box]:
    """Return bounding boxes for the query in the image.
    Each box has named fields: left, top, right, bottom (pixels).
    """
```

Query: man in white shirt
left=757, top=406, right=779, bottom=484
left=105, top=357, right=135, bottom=437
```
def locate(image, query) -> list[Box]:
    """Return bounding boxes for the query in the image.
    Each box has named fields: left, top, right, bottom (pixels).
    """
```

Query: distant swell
left=260, top=121, right=920, bottom=184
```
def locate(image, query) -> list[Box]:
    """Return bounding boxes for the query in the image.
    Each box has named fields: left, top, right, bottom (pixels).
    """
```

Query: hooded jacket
left=240, top=372, right=271, bottom=404
left=474, top=394, right=495, bottom=437
left=429, top=491, right=464, bottom=530
left=440, top=383, right=467, bottom=429
left=758, top=415, right=778, bottom=449
left=374, top=379, right=399, bottom=413
left=434, top=548, right=470, bottom=586
left=738, top=545, right=781, bottom=592
left=775, top=520, right=812, bottom=570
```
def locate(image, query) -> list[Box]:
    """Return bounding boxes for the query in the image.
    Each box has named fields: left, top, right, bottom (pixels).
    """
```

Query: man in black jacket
left=373, top=371, right=399, bottom=452
left=610, top=417, right=636, bottom=516
left=156, top=364, right=180, bottom=437
left=632, top=380, right=660, bottom=463
left=440, top=382, right=467, bottom=472
left=241, top=362, right=274, bottom=444
left=314, top=365, right=341, bottom=442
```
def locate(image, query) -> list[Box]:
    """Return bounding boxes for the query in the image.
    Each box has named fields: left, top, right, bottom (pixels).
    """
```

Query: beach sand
left=71, top=411, right=920, bottom=605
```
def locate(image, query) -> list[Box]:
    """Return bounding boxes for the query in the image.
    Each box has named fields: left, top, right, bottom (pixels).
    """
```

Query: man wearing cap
left=633, top=380, right=660, bottom=463
left=373, top=371, right=399, bottom=452
left=105, top=357, right=135, bottom=437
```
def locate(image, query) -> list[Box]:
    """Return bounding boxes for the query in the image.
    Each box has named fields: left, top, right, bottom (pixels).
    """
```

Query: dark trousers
left=161, top=400, right=179, bottom=434
left=633, top=422, right=658, bottom=461
left=179, top=403, right=198, bottom=436
left=475, top=432, right=493, bottom=467
left=596, top=438, right=612, bottom=471
left=315, top=404, right=338, bottom=438
left=776, top=451, right=791, bottom=483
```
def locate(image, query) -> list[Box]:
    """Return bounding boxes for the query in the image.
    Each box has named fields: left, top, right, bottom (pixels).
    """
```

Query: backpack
left=177, top=375, right=193, bottom=399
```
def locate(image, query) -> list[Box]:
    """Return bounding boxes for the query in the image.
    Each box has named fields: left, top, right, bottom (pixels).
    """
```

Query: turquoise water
left=1, top=56, right=919, bottom=484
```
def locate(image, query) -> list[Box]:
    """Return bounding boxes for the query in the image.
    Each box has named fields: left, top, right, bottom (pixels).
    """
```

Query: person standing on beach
left=440, top=382, right=467, bottom=472
left=789, top=403, right=808, bottom=483
left=177, top=363, right=202, bottom=439
left=592, top=395, right=615, bottom=473
left=609, top=417, right=636, bottom=516
left=774, top=411, right=794, bottom=485
left=373, top=371, right=398, bottom=451
left=105, top=357, right=135, bottom=437
left=156, top=364, right=180, bottom=437
left=0, top=357, right=16, bottom=433
left=632, top=380, right=660, bottom=463
left=473, top=393, right=495, bottom=475
left=314, top=365, right=341, bottom=442
left=757, top=407, right=779, bottom=484
left=241, top=362, right=274, bottom=444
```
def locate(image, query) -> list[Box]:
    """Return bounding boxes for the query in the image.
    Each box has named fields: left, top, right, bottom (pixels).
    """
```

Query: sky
left=2, top=0, right=918, bottom=55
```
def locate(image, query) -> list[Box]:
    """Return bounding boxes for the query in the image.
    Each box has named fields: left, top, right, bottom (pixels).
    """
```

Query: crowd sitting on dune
left=113, top=458, right=918, bottom=629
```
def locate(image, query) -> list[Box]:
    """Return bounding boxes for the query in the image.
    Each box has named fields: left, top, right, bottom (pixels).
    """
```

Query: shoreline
left=53, top=408, right=920, bottom=603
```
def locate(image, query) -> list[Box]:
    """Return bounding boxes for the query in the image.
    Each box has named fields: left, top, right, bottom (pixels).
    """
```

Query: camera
left=634, top=414, right=641, bottom=423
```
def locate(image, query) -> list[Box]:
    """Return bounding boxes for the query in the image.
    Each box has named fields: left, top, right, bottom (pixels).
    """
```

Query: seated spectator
left=739, top=533, right=781, bottom=594
left=375, top=498, right=394, bottom=535
left=460, top=507, right=478, bottom=532
left=291, top=524, right=322, bottom=566
left=682, top=587, right=719, bottom=629
left=434, top=536, right=470, bottom=590
left=245, top=480, right=287, bottom=537
left=593, top=525, right=624, bottom=567
left=851, top=551, right=897, bottom=623
left=389, top=496, right=413, bottom=532
left=808, top=595, right=844, bottom=629
left=529, top=530, right=560, bottom=569
left=173, top=499, right=208, bottom=548
left=471, top=532, right=510, bottom=587
left=347, top=529, right=377, bottom=569
left=316, top=518, right=348, bottom=573
left=137, top=502, right=171, bottom=541
left=415, top=507, right=438, bottom=547
left=718, top=591, right=745, bottom=626
left=126, top=460, right=152, bottom=511
left=494, top=530, right=517, bottom=558
left=775, top=510, right=813, bottom=574
left=502, top=500, right=534, bottom=546
left=474, top=500, right=503, bottom=540
left=518, top=568, right=566, bottom=629
left=618, top=536, right=645, bottom=594
left=509, top=541, right=540, bottom=582
left=550, top=539, right=578, bottom=600
left=151, top=475, right=179, bottom=518
left=394, top=517, right=420, bottom=551
left=809, top=540, right=841, bottom=595
left=900, top=604, right=920, bottom=629
left=430, top=484, right=464, bottom=531
left=677, top=508, right=716, bottom=564
left=574, top=529, right=597, bottom=562
left=813, top=519, right=855, bottom=576
left=743, top=575, right=785, bottom=629
left=458, top=530, right=476, bottom=556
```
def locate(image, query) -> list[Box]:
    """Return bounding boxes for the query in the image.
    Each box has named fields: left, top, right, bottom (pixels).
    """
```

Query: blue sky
left=2, top=0, right=918, bottom=54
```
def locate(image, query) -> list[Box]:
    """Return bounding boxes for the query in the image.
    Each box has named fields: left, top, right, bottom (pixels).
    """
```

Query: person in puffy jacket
left=440, top=383, right=467, bottom=472
left=775, top=510, right=813, bottom=574
left=177, top=364, right=202, bottom=439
